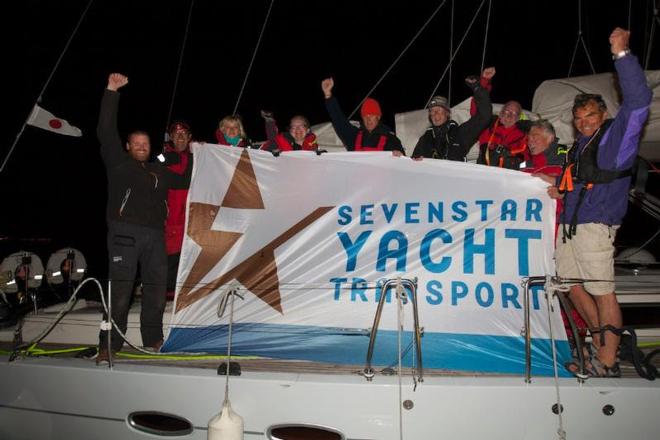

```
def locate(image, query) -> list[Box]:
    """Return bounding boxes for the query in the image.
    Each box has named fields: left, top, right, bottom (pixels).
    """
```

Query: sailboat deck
left=1, top=341, right=658, bottom=380
left=1, top=287, right=659, bottom=380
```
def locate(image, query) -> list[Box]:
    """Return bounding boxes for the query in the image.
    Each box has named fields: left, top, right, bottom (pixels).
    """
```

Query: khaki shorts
left=555, top=223, right=618, bottom=296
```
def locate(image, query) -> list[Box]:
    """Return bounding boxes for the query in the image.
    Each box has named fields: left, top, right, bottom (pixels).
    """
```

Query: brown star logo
left=176, top=149, right=333, bottom=313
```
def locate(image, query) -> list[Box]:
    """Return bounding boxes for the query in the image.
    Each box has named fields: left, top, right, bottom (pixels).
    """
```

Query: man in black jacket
left=96, top=73, right=192, bottom=363
left=412, top=76, right=492, bottom=161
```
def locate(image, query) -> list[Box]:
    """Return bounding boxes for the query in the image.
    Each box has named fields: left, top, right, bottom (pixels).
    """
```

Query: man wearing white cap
left=412, top=76, right=491, bottom=161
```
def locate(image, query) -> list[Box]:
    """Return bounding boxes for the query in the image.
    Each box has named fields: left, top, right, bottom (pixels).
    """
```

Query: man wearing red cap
left=163, top=121, right=193, bottom=298
left=321, top=78, right=405, bottom=155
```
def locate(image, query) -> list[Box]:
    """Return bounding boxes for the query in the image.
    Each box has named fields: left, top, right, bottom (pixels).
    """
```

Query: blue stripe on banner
left=163, top=324, right=572, bottom=377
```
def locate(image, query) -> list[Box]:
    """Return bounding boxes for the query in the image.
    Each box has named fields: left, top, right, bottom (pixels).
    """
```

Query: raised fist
left=321, top=78, right=334, bottom=98
left=107, top=73, right=128, bottom=92
left=481, top=67, right=496, bottom=80
left=609, top=27, right=630, bottom=55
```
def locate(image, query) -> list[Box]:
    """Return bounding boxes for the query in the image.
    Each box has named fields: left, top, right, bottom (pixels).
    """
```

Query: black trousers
left=100, top=221, right=167, bottom=352
left=166, top=253, right=181, bottom=293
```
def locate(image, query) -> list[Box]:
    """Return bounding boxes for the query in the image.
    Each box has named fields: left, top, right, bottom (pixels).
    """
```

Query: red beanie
left=360, top=98, right=382, bottom=118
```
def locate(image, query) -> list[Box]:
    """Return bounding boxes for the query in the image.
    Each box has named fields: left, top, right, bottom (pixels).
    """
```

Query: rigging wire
left=425, top=0, right=489, bottom=108
left=0, top=0, right=95, bottom=174
left=232, top=0, right=275, bottom=116
left=644, top=0, right=659, bottom=70
left=165, top=0, right=196, bottom=135
left=567, top=0, right=596, bottom=77
left=347, top=0, right=448, bottom=120
left=448, top=0, right=455, bottom=105
left=614, top=228, right=660, bottom=263
left=628, top=0, right=633, bottom=31
left=481, top=0, right=493, bottom=73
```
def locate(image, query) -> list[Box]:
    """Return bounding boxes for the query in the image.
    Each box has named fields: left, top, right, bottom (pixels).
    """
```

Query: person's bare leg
left=568, top=284, right=600, bottom=348
left=594, top=293, right=622, bottom=366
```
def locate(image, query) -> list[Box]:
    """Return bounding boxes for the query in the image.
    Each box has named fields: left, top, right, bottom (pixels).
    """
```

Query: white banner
left=164, top=145, right=571, bottom=376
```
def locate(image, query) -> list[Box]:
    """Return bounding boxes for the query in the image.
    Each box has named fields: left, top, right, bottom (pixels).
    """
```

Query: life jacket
left=521, top=141, right=567, bottom=174
left=163, top=144, right=190, bottom=255
left=558, top=119, right=632, bottom=240
left=521, top=142, right=567, bottom=240
left=479, top=118, right=527, bottom=169
left=275, top=132, right=318, bottom=152
left=430, top=121, right=459, bottom=159
left=355, top=130, right=387, bottom=151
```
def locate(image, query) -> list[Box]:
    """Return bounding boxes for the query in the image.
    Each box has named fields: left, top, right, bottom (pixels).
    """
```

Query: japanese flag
left=27, top=104, right=82, bottom=137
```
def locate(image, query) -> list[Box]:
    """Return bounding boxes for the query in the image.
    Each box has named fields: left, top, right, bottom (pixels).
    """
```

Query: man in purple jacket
left=544, top=28, right=652, bottom=377
left=548, top=28, right=652, bottom=377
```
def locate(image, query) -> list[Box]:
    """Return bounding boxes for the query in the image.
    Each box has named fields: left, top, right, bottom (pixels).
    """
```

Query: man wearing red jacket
left=473, top=67, right=528, bottom=169
left=522, top=120, right=588, bottom=349
left=521, top=119, right=566, bottom=175
left=163, top=121, right=193, bottom=298
left=261, top=112, right=318, bottom=153
left=523, top=120, right=567, bottom=237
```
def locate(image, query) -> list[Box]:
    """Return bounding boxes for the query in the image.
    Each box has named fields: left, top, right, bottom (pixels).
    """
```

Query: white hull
left=1, top=269, right=658, bottom=440
left=1, top=355, right=659, bottom=440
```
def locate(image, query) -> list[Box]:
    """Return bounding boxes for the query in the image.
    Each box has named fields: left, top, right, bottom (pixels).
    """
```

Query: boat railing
left=362, top=277, right=423, bottom=383
left=522, top=275, right=596, bottom=382
left=522, top=276, right=551, bottom=382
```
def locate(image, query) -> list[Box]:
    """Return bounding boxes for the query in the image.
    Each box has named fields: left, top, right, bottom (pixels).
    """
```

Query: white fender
left=208, top=400, right=244, bottom=440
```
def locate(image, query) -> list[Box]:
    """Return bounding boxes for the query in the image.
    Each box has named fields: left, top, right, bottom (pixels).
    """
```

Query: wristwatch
left=612, top=49, right=631, bottom=60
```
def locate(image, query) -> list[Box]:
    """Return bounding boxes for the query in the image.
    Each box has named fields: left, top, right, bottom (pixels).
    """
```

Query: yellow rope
left=1, top=345, right=261, bottom=361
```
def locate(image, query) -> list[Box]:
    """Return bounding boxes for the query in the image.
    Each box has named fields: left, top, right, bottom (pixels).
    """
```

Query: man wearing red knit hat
left=321, top=77, right=405, bottom=155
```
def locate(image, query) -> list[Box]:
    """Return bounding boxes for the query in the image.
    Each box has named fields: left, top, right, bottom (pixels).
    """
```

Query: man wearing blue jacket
left=545, top=28, right=652, bottom=377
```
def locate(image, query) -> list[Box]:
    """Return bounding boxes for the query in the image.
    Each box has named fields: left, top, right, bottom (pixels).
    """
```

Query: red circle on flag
left=49, top=119, right=63, bottom=129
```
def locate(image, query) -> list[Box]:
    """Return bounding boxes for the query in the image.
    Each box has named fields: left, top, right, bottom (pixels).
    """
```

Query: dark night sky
left=1, top=0, right=658, bottom=275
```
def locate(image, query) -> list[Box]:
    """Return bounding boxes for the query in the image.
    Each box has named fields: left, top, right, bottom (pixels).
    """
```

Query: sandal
left=565, top=343, right=595, bottom=379
left=571, top=342, right=594, bottom=360
left=565, top=360, right=590, bottom=380
left=587, top=355, right=621, bottom=378
left=565, top=353, right=621, bottom=379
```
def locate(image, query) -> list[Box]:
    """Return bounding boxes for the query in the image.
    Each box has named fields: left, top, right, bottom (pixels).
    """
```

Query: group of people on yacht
left=96, top=28, right=652, bottom=379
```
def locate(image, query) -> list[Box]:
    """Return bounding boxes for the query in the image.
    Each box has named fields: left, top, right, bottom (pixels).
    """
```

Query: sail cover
left=163, top=145, right=571, bottom=376
left=532, top=70, right=660, bottom=161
